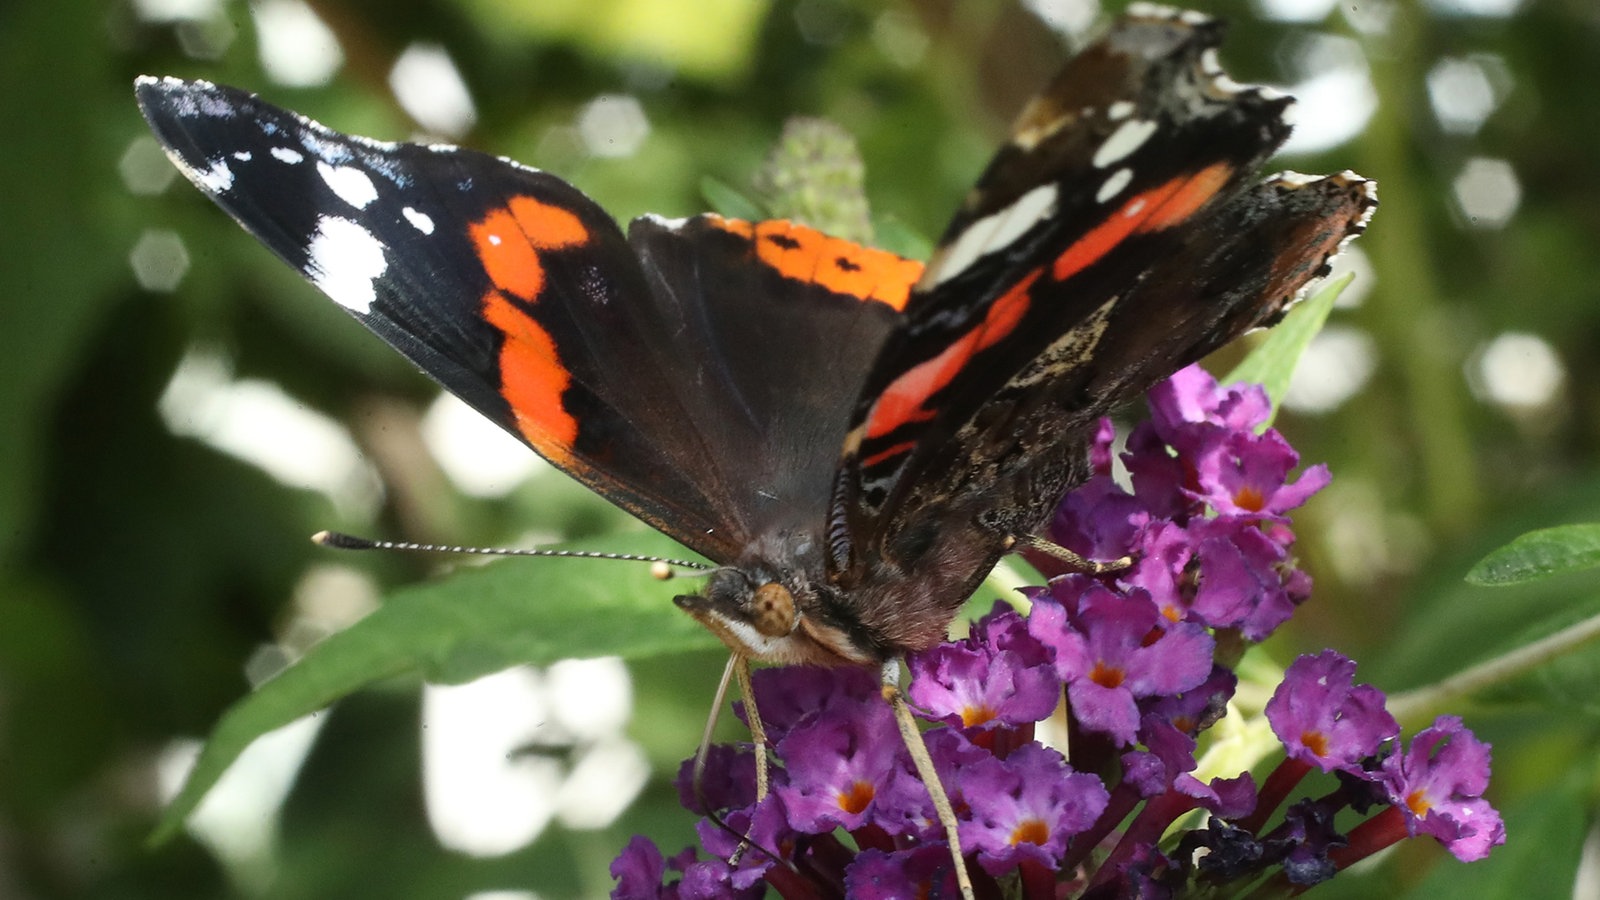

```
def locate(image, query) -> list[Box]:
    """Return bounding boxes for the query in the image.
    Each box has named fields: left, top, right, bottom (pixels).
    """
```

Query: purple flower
left=1123, top=420, right=1198, bottom=521
left=611, top=835, right=668, bottom=900
left=1266, top=651, right=1399, bottom=774
left=1140, top=665, right=1237, bottom=736
left=1380, top=716, right=1506, bottom=862
left=1176, top=771, right=1256, bottom=820
left=1120, top=520, right=1193, bottom=622
left=774, top=695, right=906, bottom=833
left=744, top=665, right=878, bottom=744
left=957, top=743, right=1108, bottom=876
left=881, top=727, right=993, bottom=840
left=610, top=368, right=1505, bottom=898
left=1186, top=517, right=1309, bottom=640
left=1121, top=717, right=1198, bottom=797
left=695, top=797, right=792, bottom=890
left=1046, top=473, right=1151, bottom=568
left=1030, top=578, right=1215, bottom=746
left=909, top=604, right=1059, bottom=730
left=674, top=742, right=757, bottom=814
left=1187, top=427, right=1330, bottom=519
left=845, top=846, right=961, bottom=899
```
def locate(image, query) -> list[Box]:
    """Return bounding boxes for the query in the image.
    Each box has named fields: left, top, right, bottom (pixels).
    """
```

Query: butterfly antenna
left=311, top=530, right=713, bottom=576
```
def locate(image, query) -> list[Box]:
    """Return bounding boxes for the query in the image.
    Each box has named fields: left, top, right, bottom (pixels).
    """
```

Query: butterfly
left=136, top=3, right=1372, bottom=741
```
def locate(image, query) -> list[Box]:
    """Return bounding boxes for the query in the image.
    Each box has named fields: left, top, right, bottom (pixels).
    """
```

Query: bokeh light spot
left=1452, top=157, right=1521, bottom=229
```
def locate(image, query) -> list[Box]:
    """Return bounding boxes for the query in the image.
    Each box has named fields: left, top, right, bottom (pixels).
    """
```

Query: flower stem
left=1327, top=806, right=1408, bottom=871
left=1387, top=609, right=1600, bottom=726
left=1236, top=757, right=1312, bottom=834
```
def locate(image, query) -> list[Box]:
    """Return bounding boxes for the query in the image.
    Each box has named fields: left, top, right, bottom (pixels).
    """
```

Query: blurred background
left=4, top=0, right=1599, bottom=897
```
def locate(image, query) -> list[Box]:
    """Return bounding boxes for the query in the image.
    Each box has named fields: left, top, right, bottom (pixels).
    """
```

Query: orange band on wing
left=482, top=289, right=578, bottom=467
left=471, top=196, right=590, bottom=301
left=1135, top=162, right=1233, bottom=232
left=1052, top=163, right=1234, bottom=284
left=864, top=269, right=1041, bottom=441
left=710, top=216, right=922, bottom=311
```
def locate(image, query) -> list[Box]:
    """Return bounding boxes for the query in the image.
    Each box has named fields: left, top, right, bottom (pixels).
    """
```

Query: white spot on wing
left=1107, top=100, right=1136, bottom=121
left=1092, top=118, right=1158, bottom=168
left=1096, top=167, right=1134, bottom=203
left=932, top=183, right=1059, bottom=285
left=188, top=157, right=234, bottom=192
left=305, top=215, right=387, bottom=313
left=232, top=150, right=253, bottom=161
left=271, top=146, right=304, bottom=164
left=639, top=213, right=690, bottom=231
left=402, top=206, right=435, bottom=234
left=317, top=161, right=378, bottom=209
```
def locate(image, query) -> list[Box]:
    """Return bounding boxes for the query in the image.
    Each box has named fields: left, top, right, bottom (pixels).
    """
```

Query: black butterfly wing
left=136, top=78, right=911, bottom=564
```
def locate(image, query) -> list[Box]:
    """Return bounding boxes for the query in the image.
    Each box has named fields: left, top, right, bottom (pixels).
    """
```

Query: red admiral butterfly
left=137, top=8, right=1371, bottom=696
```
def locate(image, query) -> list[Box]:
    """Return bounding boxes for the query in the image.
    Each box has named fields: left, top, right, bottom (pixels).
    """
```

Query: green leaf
left=699, top=174, right=766, bottom=222
left=153, top=530, right=720, bottom=843
left=1465, top=524, right=1600, bottom=586
left=1223, top=273, right=1351, bottom=423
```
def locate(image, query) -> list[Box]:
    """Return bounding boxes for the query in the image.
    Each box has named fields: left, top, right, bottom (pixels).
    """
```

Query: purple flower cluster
left=613, top=365, right=1503, bottom=899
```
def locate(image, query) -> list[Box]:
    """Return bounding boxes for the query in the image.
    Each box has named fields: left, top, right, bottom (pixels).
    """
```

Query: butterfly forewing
left=137, top=79, right=920, bottom=564
left=136, top=78, right=751, bottom=560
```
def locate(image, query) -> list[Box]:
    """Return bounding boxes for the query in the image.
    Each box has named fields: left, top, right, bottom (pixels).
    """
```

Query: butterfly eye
left=750, top=582, right=798, bottom=637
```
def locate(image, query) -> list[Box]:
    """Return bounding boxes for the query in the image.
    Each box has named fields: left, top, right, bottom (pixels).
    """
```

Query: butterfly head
left=675, top=567, right=881, bottom=668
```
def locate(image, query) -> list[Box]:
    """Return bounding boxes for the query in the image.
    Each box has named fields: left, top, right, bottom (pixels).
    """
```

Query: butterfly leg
left=882, top=659, right=977, bottom=900
left=1016, top=533, right=1133, bottom=574
left=694, top=654, right=773, bottom=867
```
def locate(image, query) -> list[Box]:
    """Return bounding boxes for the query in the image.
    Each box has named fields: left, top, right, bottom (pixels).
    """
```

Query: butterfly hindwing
left=830, top=9, right=1371, bottom=580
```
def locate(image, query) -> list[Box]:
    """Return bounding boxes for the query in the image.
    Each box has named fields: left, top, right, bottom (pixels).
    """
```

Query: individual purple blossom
left=1122, top=419, right=1198, bottom=522
left=1186, top=427, right=1330, bottom=519
left=1121, top=716, right=1199, bottom=798
left=1378, top=716, right=1505, bottom=861
left=956, top=742, right=1108, bottom=876
left=612, top=835, right=669, bottom=900
left=1119, top=520, right=1193, bottom=622
left=1185, top=517, right=1308, bottom=640
left=695, top=797, right=793, bottom=890
left=674, top=742, right=757, bottom=814
left=1146, top=364, right=1273, bottom=438
left=908, top=604, right=1060, bottom=730
left=1045, top=473, right=1151, bottom=569
left=1265, top=651, right=1399, bottom=775
left=1030, top=578, right=1215, bottom=746
left=774, top=695, right=907, bottom=834
left=1140, top=665, right=1237, bottom=736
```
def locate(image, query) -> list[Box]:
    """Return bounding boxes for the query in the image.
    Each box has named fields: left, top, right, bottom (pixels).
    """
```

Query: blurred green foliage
left=5, top=0, right=1600, bottom=898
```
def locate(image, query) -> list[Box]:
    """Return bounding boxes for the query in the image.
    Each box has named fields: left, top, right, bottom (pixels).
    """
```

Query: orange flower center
left=1090, top=661, right=1125, bottom=689
left=1010, top=818, right=1050, bottom=846
left=836, top=780, right=876, bottom=815
left=1234, top=485, right=1267, bottom=512
left=1300, top=730, right=1330, bottom=758
left=962, top=704, right=998, bottom=727
left=1406, top=789, right=1432, bottom=818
